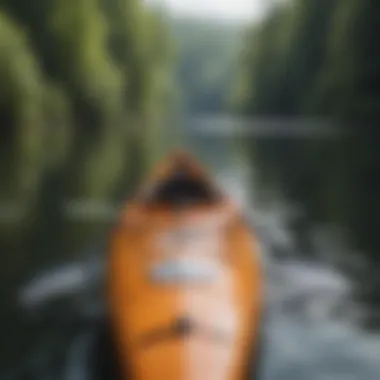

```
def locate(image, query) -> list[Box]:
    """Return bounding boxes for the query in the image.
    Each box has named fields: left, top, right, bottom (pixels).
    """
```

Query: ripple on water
left=262, top=287, right=380, bottom=380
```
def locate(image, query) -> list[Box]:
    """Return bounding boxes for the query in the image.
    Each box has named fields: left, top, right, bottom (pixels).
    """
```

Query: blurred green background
left=0, top=0, right=379, bottom=377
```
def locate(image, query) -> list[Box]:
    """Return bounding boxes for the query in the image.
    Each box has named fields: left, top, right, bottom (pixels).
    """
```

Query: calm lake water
left=1, top=124, right=380, bottom=380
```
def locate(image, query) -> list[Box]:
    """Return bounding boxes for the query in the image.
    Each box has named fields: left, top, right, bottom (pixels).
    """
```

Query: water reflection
left=1, top=127, right=380, bottom=379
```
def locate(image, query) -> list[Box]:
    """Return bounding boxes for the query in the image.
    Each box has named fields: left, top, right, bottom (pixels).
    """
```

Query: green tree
left=236, top=0, right=380, bottom=324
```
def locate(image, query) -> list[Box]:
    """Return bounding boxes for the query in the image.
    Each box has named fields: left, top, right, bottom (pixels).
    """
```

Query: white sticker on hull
left=149, top=258, right=222, bottom=284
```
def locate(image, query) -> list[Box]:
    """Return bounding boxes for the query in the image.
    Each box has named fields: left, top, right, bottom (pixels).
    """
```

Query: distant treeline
left=236, top=0, right=380, bottom=325
left=172, top=17, right=243, bottom=115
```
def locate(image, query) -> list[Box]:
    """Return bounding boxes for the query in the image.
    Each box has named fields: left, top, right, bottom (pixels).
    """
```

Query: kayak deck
left=107, top=153, right=263, bottom=380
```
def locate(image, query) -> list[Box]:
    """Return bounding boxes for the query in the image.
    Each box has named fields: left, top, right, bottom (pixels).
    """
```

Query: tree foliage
left=237, top=0, right=380, bottom=323
left=0, top=0, right=175, bottom=210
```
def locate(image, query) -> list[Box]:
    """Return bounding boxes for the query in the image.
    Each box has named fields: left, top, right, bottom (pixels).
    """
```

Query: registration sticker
left=149, top=258, right=221, bottom=284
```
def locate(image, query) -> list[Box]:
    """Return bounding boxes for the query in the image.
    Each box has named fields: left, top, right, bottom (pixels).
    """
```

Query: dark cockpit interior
left=145, top=167, right=221, bottom=207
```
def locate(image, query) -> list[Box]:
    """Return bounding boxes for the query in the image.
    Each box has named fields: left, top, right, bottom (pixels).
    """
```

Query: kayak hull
left=107, top=153, right=263, bottom=380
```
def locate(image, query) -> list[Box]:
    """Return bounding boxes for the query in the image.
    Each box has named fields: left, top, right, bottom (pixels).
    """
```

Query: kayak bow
left=107, top=152, right=263, bottom=380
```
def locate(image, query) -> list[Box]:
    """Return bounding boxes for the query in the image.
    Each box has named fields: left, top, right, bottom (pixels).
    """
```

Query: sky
left=150, top=0, right=273, bottom=22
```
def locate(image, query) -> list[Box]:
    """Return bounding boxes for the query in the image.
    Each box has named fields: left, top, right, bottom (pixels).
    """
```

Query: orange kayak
left=107, top=152, right=264, bottom=380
